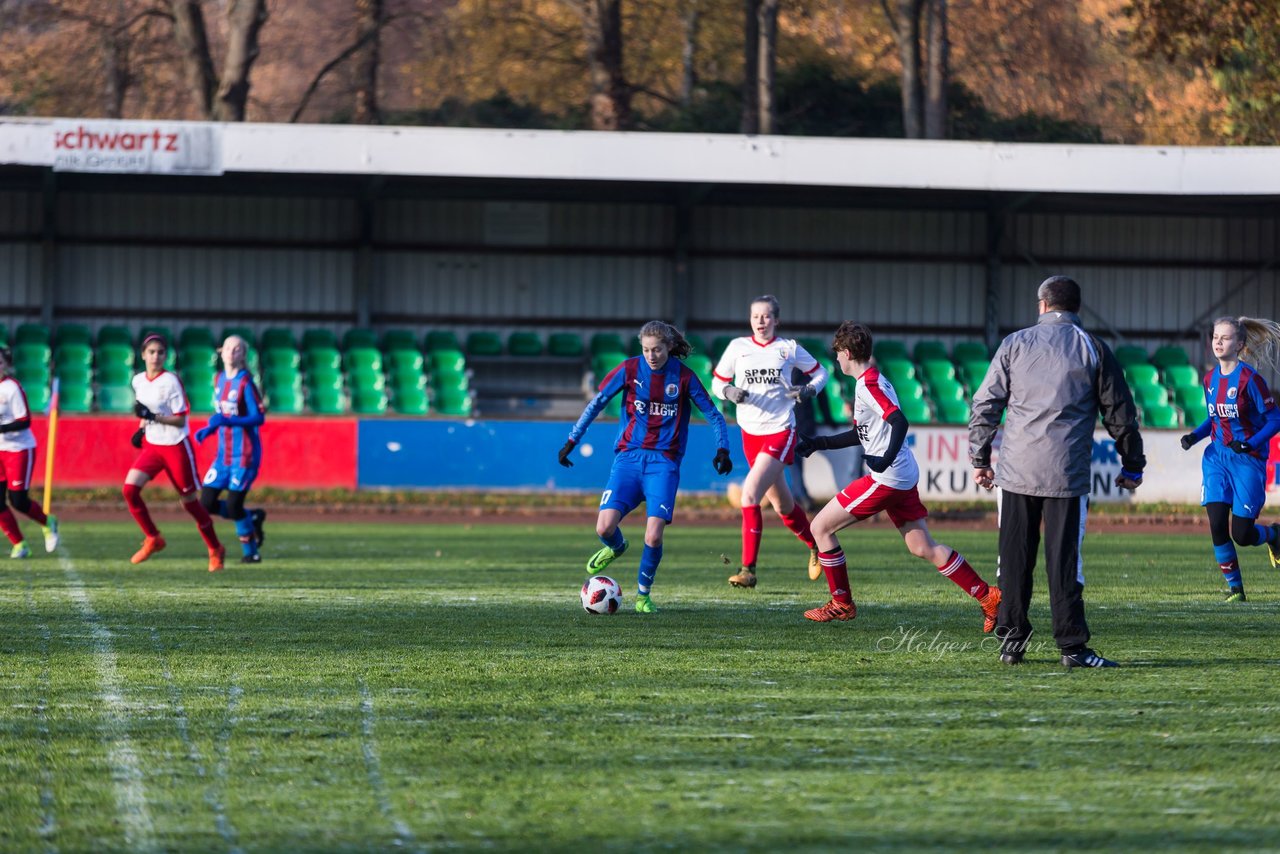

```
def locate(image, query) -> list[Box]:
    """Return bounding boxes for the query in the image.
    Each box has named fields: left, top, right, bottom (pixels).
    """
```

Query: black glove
left=558, top=440, right=575, bottom=468
left=1179, top=433, right=1196, bottom=451
left=785, top=385, right=817, bottom=401
left=863, top=454, right=890, bottom=473
left=1228, top=440, right=1253, bottom=454
left=130, top=427, right=145, bottom=449
left=712, top=448, right=732, bottom=475
left=796, top=434, right=829, bottom=459
left=1117, top=468, right=1143, bottom=489
left=723, top=385, right=749, bottom=404
left=134, top=402, right=156, bottom=421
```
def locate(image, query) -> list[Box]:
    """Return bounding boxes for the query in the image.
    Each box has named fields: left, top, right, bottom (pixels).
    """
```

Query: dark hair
left=1036, top=276, right=1081, bottom=312
left=750, top=294, right=780, bottom=320
left=140, top=333, right=167, bottom=351
left=638, top=320, right=691, bottom=359
left=0, top=346, right=11, bottom=366
left=833, top=321, right=873, bottom=362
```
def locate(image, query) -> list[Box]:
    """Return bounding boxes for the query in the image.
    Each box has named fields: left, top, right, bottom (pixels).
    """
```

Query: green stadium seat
left=465, top=331, right=503, bottom=357
left=342, top=328, right=378, bottom=351
left=308, top=386, right=346, bottom=415
left=1114, top=345, right=1149, bottom=367
left=878, top=358, right=917, bottom=388
left=260, top=327, right=297, bottom=351
left=54, top=363, right=93, bottom=385
left=180, top=346, right=217, bottom=372
left=24, top=382, right=50, bottom=413
left=913, top=340, right=948, bottom=363
left=343, top=346, right=383, bottom=373
left=262, top=347, right=301, bottom=371
left=386, top=349, right=425, bottom=376
left=824, top=382, right=849, bottom=425
left=1175, top=385, right=1205, bottom=420
left=588, top=333, right=626, bottom=357
left=350, top=387, right=388, bottom=415
left=97, top=362, right=134, bottom=386
left=873, top=340, right=910, bottom=363
left=931, top=378, right=967, bottom=405
left=305, top=346, right=342, bottom=374
left=918, top=359, right=957, bottom=391
left=348, top=367, right=386, bottom=392
left=15, top=323, right=50, bottom=345
left=603, top=394, right=622, bottom=418
left=16, top=365, right=50, bottom=390
left=547, top=333, right=584, bottom=358
left=14, top=341, right=50, bottom=370
left=391, top=385, right=430, bottom=415
left=433, top=387, right=472, bottom=416
left=0, top=324, right=7, bottom=347
left=1124, top=364, right=1160, bottom=387
left=54, top=342, right=93, bottom=371
left=266, top=387, right=304, bottom=414
left=686, top=334, right=709, bottom=356
left=935, top=397, right=970, bottom=425
left=265, top=365, right=302, bottom=391
left=59, top=382, right=94, bottom=413
left=899, top=395, right=932, bottom=423
left=302, top=329, right=340, bottom=352
left=380, top=329, right=419, bottom=353
left=797, top=337, right=827, bottom=357
left=958, top=360, right=991, bottom=391
left=952, top=341, right=989, bottom=363
left=431, top=370, right=470, bottom=394
left=430, top=349, right=466, bottom=374
left=684, top=354, right=714, bottom=385
left=391, top=373, right=428, bottom=398
left=591, top=351, right=627, bottom=381
left=97, top=340, right=134, bottom=367
left=710, top=335, right=737, bottom=360
left=179, top=326, right=218, bottom=351
left=1135, top=384, right=1169, bottom=409
left=1141, top=403, right=1179, bottom=429
left=96, top=325, right=132, bottom=348
left=1162, top=364, right=1200, bottom=390
left=508, top=331, right=542, bottom=357
left=1151, top=345, right=1191, bottom=369
left=425, top=330, right=462, bottom=353
left=96, top=384, right=135, bottom=414
left=54, top=324, right=93, bottom=347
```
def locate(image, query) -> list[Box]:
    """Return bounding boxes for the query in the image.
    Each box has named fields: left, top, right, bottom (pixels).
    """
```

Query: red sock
left=122, top=484, right=159, bottom=537
left=182, top=500, right=221, bottom=550
left=936, top=549, right=989, bottom=599
left=22, top=503, right=47, bottom=526
left=0, top=508, right=21, bottom=545
left=741, top=504, right=763, bottom=568
left=781, top=504, right=817, bottom=549
left=819, top=547, right=853, bottom=604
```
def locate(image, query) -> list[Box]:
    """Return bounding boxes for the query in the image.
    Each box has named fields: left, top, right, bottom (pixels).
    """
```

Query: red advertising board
left=24, top=416, right=357, bottom=490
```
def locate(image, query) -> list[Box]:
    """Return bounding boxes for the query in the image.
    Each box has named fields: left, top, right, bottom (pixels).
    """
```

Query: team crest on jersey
left=1227, top=387, right=1237, bottom=400
left=665, top=383, right=678, bottom=398
left=228, top=390, right=239, bottom=401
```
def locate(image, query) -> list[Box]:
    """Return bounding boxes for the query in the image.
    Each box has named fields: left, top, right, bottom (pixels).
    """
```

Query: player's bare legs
left=899, top=519, right=1000, bottom=632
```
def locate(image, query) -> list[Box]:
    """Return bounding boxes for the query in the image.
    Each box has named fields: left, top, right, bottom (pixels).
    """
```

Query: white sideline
left=358, top=679, right=420, bottom=852
left=24, top=581, right=58, bottom=847
left=59, top=551, right=156, bottom=852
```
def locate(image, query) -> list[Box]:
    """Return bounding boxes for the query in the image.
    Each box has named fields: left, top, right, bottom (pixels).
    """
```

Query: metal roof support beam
left=41, top=170, right=57, bottom=328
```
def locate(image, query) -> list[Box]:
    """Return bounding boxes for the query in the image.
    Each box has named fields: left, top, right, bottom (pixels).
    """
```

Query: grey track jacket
left=968, top=310, right=1146, bottom=498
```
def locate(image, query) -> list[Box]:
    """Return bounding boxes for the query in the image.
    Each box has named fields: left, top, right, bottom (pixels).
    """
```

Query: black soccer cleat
left=251, top=509, right=267, bottom=546
left=1061, top=647, right=1119, bottom=669
left=999, top=651, right=1024, bottom=665
left=240, top=553, right=262, bottom=564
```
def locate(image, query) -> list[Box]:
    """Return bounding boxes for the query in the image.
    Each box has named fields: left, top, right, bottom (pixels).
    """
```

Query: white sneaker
left=42, top=515, right=59, bottom=553
left=10, top=542, right=30, bottom=559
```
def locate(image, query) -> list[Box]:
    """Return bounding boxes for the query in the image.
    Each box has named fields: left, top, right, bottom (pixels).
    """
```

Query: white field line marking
left=358, top=679, right=420, bottom=852
left=58, top=550, right=156, bottom=852
left=214, top=682, right=243, bottom=845
left=24, top=575, right=58, bottom=853
left=147, top=626, right=242, bottom=854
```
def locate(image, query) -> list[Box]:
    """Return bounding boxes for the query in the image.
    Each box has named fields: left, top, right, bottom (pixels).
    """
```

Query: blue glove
left=194, top=426, right=213, bottom=443
left=206, top=412, right=228, bottom=429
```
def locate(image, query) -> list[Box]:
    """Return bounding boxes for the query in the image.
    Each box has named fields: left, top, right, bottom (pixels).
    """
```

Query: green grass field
left=2, top=519, right=1279, bottom=852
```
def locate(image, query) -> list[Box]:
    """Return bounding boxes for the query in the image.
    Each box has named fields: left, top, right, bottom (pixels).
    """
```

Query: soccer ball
left=581, top=575, right=623, bottom=614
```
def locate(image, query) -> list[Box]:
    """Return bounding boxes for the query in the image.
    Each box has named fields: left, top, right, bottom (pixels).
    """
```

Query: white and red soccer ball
left=581, top=575, right=623, bottom=614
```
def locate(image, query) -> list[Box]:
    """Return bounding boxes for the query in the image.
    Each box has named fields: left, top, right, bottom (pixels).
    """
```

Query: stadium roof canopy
left=2, top=118, right=1280, bottom=215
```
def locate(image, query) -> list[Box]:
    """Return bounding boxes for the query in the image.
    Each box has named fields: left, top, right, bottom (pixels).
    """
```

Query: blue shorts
left=201, top=462, right=259, bottom=494
left=1201, top=442, right=1267, bottom=519
left=601, top=449, right=681, bottom=523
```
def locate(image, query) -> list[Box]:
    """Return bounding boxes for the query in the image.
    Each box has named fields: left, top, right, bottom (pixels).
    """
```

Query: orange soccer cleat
left=804, top=599, right=857, bottom=622
left=980, top=586, right=1002, bottom=634
left=130, top=535, right=166, bottom=565
left=208, top=544, right=226, bottom=573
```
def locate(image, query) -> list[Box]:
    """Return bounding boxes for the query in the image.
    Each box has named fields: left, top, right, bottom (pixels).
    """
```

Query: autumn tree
left=168, top=0, right=268, bottom=121
left=879, top=0, right=948, bottom=138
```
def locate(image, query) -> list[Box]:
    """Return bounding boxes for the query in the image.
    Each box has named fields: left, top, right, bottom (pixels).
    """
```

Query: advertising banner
left=51, top=120, right=223, bottom=175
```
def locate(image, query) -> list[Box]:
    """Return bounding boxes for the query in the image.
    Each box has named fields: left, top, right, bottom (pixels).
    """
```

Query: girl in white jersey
left=712, top=295, right=828, bottom=589
left=795, top=322, right=1001, bottom=629
left=0, top=347, right=59, bottom=558
left=124, top=334, right=225, bottom=572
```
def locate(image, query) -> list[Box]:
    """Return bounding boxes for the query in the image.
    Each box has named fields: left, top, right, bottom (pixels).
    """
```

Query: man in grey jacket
left=969, top=276, right=1145, bottom=668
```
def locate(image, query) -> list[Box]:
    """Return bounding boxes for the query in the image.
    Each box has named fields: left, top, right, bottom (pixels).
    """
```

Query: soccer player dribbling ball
left=711, top=294, right=828, bottom=589
left=558, top=321, right=733, bottom=614
left=1179, top=316, right=1280, bottom=602
left=124, top=333, right=225, bottom=571
left=0, top=346, right=59, bottom=558
left=193, top=334, right=268, bottom=564
left=795, top=322, right=1001, bottom=629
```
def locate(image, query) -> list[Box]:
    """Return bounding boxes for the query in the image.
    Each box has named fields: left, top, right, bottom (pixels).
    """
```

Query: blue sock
left=600, top=527, right=625, bottom=553
left=1214, top=542, right=1242, bottom=588
left=638, top=543, right=662, bottom=595
left=235, top=516, right=257, bottom=557
left=1255, top=524, right=1276, bottom=546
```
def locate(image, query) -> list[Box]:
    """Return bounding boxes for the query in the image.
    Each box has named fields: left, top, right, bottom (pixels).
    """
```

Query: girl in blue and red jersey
left=194, top=335, right=267, bottom=564
left=1180, top=316, right=1280, bottom=602
left=558, top=321, right=733, bottom=613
